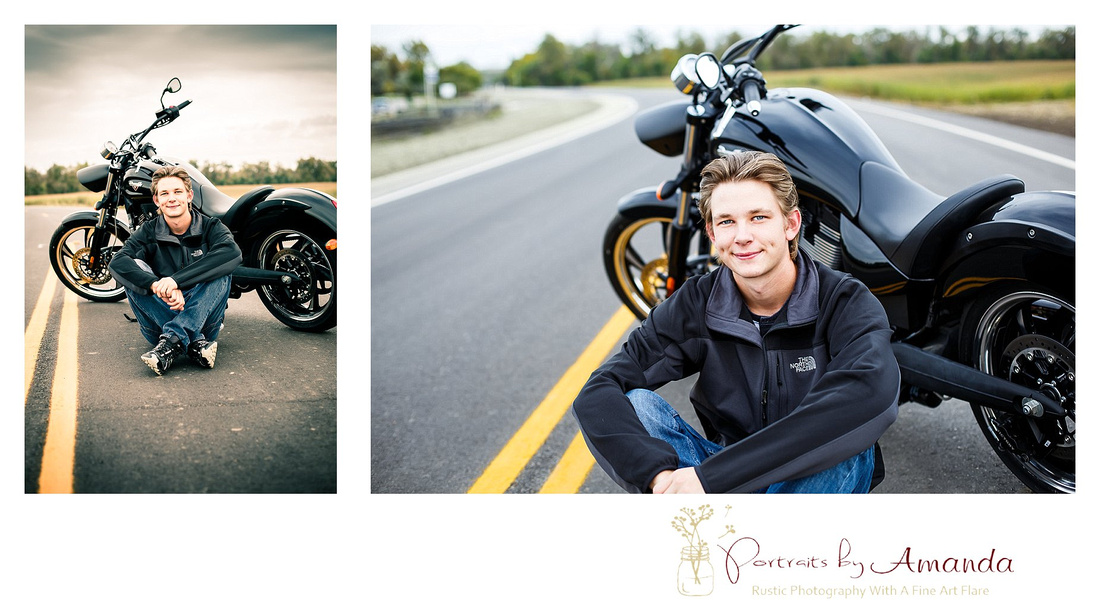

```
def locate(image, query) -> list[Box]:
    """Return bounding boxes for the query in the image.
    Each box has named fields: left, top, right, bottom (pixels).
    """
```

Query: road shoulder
left=370, top=90, right=637, bottom=207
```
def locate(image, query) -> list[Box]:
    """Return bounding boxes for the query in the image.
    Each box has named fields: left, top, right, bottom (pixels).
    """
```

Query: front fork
left=85, top=173, right=119, bottom=274
left=665, top=104, right=718, bottom=294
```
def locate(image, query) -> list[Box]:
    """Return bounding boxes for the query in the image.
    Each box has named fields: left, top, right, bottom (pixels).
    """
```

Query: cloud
left=25, top=25, right=337, bottom=171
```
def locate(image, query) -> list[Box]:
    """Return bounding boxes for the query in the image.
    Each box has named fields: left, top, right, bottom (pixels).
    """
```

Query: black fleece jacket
left=108, top=212, right=242, bottom=295
left=572, top=252, right=900, bottom=493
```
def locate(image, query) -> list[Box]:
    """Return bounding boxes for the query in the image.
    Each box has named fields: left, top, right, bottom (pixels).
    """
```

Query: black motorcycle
left=604, top=25, right=1074, bottom=493
left=49, top=78, right=337, bottom=332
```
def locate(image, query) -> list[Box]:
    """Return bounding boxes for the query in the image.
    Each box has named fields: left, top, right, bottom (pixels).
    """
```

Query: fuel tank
left=713, top=87, right=901, bottom=219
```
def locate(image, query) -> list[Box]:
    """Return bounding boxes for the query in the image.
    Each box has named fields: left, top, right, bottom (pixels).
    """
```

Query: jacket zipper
left=760, top=335, right=770, bottom=427
left=760, top=334, right=785, bottom=428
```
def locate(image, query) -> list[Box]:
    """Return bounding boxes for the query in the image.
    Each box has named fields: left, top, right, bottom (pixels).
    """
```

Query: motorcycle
left=604, top=25, right=1074, bottom=493
left=49, top=78, right=337, bottom=332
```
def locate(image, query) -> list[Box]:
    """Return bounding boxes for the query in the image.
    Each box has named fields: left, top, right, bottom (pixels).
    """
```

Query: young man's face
left=705, top=178, right=801, bottom=284
left=153, top=176, right=192, bottom=219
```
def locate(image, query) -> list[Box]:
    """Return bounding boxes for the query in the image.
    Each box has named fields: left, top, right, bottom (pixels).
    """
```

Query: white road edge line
left=371, top=94, right=639, bottom=208
left=847, top=99, right=1075, bottom=171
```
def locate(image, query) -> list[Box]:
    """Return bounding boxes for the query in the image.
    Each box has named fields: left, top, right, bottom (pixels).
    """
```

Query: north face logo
left=191, top=249, right=204, bottom=258
left=790, top=356, right=817, bottom=373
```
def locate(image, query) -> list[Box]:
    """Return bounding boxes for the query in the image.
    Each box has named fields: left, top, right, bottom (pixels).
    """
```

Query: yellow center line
left=468, top=306, right=636, bottom=493
left=539, top=431, right=597, bottom=494
left=38, top=288, right=80, bottom=494
left=25, top=273, right=57, bottom=400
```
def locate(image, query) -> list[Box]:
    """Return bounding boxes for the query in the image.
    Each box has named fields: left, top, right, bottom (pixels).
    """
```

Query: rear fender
left=232, top=186, right=337, bottom=246
left=939, top=190, right=1075, bottom=301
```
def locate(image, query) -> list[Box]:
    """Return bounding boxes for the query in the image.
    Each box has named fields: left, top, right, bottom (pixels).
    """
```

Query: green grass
left=596, top=60, right=1075, bottom=105
left=769, top=60, right=1074, bottom=104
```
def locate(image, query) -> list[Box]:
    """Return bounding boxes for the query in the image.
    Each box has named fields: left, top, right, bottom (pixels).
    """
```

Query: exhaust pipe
left=892, top=343, right=1064, bottom=418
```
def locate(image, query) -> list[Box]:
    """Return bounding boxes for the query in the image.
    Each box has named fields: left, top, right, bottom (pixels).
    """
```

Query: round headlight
left=100, top=141, right=118, bottom=160
left=670, top=54, right=699, bottom=94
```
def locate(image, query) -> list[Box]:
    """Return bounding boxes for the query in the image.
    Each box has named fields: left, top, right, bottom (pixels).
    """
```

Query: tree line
left=373, top=40, right=483, bottom=98
left=25, top=157, right=337, bottom=196
left=372, top=25, right=1074, bottom=93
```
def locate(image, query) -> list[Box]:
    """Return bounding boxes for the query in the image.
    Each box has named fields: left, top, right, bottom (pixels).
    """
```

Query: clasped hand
left=650, top=467, right=704, bottom=494
left=151, top=277, right=185, bottom=311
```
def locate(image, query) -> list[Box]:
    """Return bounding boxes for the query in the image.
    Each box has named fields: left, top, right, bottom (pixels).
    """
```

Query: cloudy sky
left=24, top=25, right=336, bottom=172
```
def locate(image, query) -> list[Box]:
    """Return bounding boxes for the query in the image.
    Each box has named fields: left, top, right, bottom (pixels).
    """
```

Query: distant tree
left=1032, top=27, right=1074, bottom=59
left=575, top=41, right=622, bottom=83
left=439, top=62, right=482, bottom=95
left=45, top=164, right=83, bottom=194
left=295, top=157, right=337, bottom=182
left=674, top=30, right=707, bottom=55
left=25, top=167, right=45, bottom=195
left=372, top=44, right=402, bottom=96
left=194, top=160, right=234, bottom=185
left=402, top=40, right=431, bottom=96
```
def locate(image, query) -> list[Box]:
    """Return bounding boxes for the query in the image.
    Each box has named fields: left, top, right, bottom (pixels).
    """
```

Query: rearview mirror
left=695, top=54, right=721, bottom=89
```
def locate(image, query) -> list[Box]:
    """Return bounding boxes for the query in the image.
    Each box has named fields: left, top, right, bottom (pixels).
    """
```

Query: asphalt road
left=25, top=207, right=337, bottom=493
left=371, top=87, right=1074, bottom=494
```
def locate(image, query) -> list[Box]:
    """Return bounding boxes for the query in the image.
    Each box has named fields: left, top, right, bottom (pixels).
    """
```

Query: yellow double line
left=468, top=306, right=636, bottom=494
left=25, top=273, right=81, bottom=494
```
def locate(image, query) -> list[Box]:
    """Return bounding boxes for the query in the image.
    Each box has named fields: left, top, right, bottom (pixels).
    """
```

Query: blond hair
left=698, top=151, right=800, bottom=259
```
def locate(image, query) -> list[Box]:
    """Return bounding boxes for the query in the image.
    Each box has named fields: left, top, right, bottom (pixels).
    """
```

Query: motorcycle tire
left=48, top=218, right=129, bottom=302
left=603, top=212, right=713, bottom=320
left=959, top=282, right=1075, bottom=493
left=250, top=222, right=336, bottom=332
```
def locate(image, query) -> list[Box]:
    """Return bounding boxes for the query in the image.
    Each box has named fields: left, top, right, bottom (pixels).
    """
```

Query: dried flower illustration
left=672, top=504, right=713, bottom=589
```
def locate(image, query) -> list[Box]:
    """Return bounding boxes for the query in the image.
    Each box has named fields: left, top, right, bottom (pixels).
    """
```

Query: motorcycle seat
left=856, top=161, right=1024, bottom=280
left=194, top=184, right=274, bottom=224
left=193, top=183, right=238, bottom=218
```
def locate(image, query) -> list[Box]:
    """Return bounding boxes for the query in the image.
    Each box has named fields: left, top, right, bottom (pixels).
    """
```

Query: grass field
left=606, top=60, right=1074, bottom=103
left=767, top=60, right=1074, bottom=104
left=24, top=182, right=337, bottom=207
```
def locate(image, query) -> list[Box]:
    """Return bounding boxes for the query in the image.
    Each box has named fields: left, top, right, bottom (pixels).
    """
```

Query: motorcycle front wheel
left=251, top=223, right=336, bottom=332
left=48, top=219, right=128, bottom=302
left=960, top=283, right=1075, bottom=493
left=603, top=212, right=713, bottom=320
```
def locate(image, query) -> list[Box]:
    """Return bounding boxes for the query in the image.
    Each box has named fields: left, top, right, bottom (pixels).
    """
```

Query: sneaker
left=140, top=335, right=185, bottom=375
left=187, top=339, right=218, bottom=369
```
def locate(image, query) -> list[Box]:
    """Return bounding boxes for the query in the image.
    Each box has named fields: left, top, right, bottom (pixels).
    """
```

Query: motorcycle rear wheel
left=603, top=212, right=713, bottom=320
left=48, top=220, right=128, bottom=302
left=960, top=283, right=1075, bottom=493
left=251, top=224, right=336, bottom=332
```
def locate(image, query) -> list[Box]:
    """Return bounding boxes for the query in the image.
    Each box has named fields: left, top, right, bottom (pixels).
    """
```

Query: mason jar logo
left=671, top=504, right=737, bottom=597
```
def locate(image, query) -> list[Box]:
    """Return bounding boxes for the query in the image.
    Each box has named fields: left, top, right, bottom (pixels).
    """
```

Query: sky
left=24, top=25, right=337, bottom=172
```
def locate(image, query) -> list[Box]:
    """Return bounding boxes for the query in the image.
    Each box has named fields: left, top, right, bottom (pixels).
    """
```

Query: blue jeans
left=125, top=272, right=231, bottom=348
left=627, top=389, right=875, bottom=493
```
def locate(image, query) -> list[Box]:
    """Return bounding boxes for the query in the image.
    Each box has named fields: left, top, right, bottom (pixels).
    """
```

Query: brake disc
left=640, top=255, right=669, bottom=303
left=1003, top=334, right=1075, bottom=453
left=71, top=247, right=113, bottom=284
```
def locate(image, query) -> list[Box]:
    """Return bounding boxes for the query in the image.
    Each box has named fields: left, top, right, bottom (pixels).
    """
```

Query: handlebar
left=741, top=80, right=762, bottom=116
left=157, top=99, right=192, bottom=121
